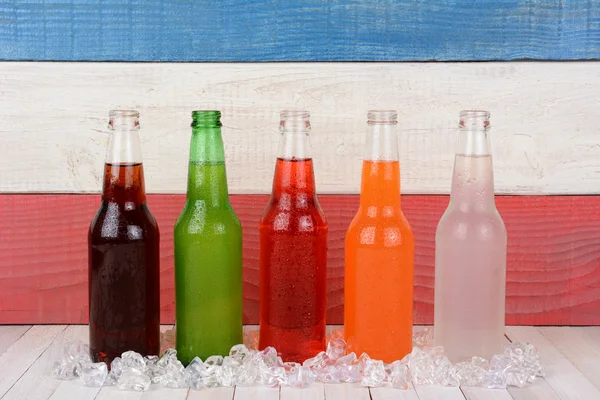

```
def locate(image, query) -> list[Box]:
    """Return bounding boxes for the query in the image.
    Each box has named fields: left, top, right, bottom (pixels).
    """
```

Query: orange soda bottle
left=344, top=110, right=415, bottom=362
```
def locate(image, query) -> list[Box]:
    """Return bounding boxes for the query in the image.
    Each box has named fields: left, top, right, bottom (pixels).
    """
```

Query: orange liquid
left=344, top=160, right=414, bottom=362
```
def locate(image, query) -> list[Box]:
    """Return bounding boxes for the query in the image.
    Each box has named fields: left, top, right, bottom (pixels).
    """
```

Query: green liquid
left=174, top=161, right=243, bottom=364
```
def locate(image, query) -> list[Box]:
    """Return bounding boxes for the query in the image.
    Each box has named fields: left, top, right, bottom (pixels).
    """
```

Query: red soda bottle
left=259, top=110, right=328, bottom=362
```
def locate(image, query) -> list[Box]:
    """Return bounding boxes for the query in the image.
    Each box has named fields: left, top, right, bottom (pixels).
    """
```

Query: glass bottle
left=259, top=110, right=328, bottom=363
left=344, top=110, right=415, bottom=363
left=88, top=110, right=160, bottom=364
left=434, top=110, right=507, bottom=362
left=174, top=111, right=243, bottom=365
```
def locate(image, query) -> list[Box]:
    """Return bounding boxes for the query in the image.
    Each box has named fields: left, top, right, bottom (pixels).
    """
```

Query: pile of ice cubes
left=52, top=328, right=544, bottom=391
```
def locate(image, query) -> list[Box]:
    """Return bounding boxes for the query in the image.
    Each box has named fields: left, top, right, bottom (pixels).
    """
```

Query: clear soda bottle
left=434, top=110, right=507, bottom=362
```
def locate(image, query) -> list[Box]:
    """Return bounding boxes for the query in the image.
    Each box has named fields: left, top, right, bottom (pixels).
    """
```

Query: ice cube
left=389, top=360, right=411, bottom=390
left=201, top=356, right=222, bottom=388
left=229, top=344, right=250, bottom=362
left=161, top=356, right=186, bottom=389
left=326, top=337, right=347, bottom=361
left=65, top=341, right=91, bottom=365
left=483, top=369, right=507, bottom=389
left=335, top=352, right=361, bottom=383
left=314, top=365, right=339, bottom=383
left=258, top=359, right=286, bottom=387
left=409, top=347, right=434, bottom=385
left=52, top=359, right=80, bottom=380
left=303, top=351, right=329, bottom=370
left=217, top=356, right=240, bottom=387
left=121, top=351, right=146, bottom=370
left=258, top=347, right=280, bottom=367
left=455, top=361, right=485, bottom=387
left=80, top=362, right=108, bottom=387
left=238, top=351, right=260, bottom=386
left=184, top=357, right=204, bottom=390
left=286, top=364, right=315, bottom=388
left=361, top=359, right=386, bottom=387
left=432, top=354, right=453, bottom=385
left=117, top=368, right=151, bottom=391
left=471, top=356, right=489, bottom=370
left=505, top=364, right=529, bottom=388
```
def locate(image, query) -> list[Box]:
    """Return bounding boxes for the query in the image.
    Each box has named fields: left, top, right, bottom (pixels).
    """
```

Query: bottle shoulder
left=175, top=201, right=241, bottom=236
left=436, top=206, right=507, bottom=243
left=89, top=202, right=159, bottom=242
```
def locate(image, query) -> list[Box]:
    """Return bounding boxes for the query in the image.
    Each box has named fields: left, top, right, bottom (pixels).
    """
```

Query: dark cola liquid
left=88, top=163, right=160, bottom=364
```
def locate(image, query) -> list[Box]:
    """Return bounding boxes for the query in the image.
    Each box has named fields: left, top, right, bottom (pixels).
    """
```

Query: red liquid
left=88, top=163, right=160, bottom=364
left=259, top=158, right=328, bottom=362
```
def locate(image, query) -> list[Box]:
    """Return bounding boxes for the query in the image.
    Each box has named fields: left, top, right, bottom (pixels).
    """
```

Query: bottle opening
left=459, top=110, right=491, bottom=129
left=108, top=109, right=140, bottom=130
left=367, top=110, right=398, bottom=125
left=191, top=110, right=222, bottom=128
left=280, top=109, right=310, bottom=120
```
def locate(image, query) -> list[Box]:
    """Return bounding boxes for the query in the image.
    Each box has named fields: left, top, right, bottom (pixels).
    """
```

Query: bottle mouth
left=459, top=110, right=490, bottom=119
left=192, top=110, right=222, bottom=128
left=459, top=110, right=490, bottom=129
left=367, top=110, right=398, bottom=124
left=108, top=109, right=140, bottom=130
left=109, top=110, right=139, bottom=119
left=280, top=109, right=310, bottom=120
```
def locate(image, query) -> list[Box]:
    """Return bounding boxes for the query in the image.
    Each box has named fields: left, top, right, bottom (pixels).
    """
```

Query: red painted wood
left=0, top=194, right=599, bottom=325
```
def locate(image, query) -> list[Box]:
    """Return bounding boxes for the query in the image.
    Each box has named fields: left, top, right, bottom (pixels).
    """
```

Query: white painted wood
left=324, top=383, right=370, bottom=400
left=94, top=386, right=143, bottom=400
left=140, top=387, right=188, bottom=400
left=571, top=326, right=600, bottom=349
left=414, top=386, right=466, bottom=400
left=506, top=326, right=600, bottom=400
left=3, top=325, right=81, bottom=400
left=0, top=325, right=66, bottom=398
left=234, top=386, right=279, bottom=400
left=281, top=383, right=324, bottom=400
left=186, top=387, right=234, bottom=400
left=507, top=380, right=560, bottom=400
left=1, top=62, right=599, bottom=195
left=369, top=383, right=419, bottom=400
left=49, top=381, right=101, bottom=400
left=0, top=325, right=31, bottom=356
left=539, top=327, right=600, bottom=391
left=461, top=387, right=513, bottom=400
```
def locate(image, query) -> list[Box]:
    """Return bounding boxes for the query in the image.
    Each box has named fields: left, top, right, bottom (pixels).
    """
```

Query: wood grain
left=1, top=62, right=600, bottom=195
left=0, top=325, right=67, bottom=398
left=1, top=194, right=599, bottom=326
left=505, top=327, right=600, bottom=399
left=1, top=1, right=598, bottom=61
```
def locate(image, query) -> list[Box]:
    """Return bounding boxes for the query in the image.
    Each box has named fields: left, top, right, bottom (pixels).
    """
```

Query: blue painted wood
left=0, top=0, right=598, bottom=61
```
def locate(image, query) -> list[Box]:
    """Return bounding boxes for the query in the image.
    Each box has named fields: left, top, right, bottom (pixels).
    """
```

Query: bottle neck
left=450, top=115, right=495, bottom=208
left=360, top=119, right=401, bottom=207
left=272, top=113, right=315, bottom=198
left=186, top=125, right=230, bottom=205
left=102, top=112, right=146, bottom=204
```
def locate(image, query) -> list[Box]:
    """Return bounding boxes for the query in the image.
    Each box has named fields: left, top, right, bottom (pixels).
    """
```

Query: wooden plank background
left=1, top=1, right=599, bottom=327
left=1, top=62, right=599, bottom=195
left=1, top=194, right=599, bottom=326
left=0, top=1, right=599, bottom=61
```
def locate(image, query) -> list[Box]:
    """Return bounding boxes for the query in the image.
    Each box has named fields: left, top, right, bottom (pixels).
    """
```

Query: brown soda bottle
left=88, top=110, right=160, bottom=364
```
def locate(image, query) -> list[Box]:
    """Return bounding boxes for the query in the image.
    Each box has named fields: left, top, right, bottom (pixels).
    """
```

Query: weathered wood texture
left=1, top=62, right=600, bottom=195
left=1, top=194, right=599, bottom=325
left=0, top=1, right=598, bottom=61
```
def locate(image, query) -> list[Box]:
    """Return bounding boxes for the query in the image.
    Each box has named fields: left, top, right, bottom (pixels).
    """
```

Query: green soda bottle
left=174, top=110, right=243, bottom=364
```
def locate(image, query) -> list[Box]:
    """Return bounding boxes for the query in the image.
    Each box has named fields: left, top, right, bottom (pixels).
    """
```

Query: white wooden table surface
left=0, top=325, right=598, bottom=400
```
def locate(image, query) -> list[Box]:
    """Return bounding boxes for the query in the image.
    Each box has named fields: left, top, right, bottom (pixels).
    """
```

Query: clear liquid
left=434, top=155, right=507, bottom=362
